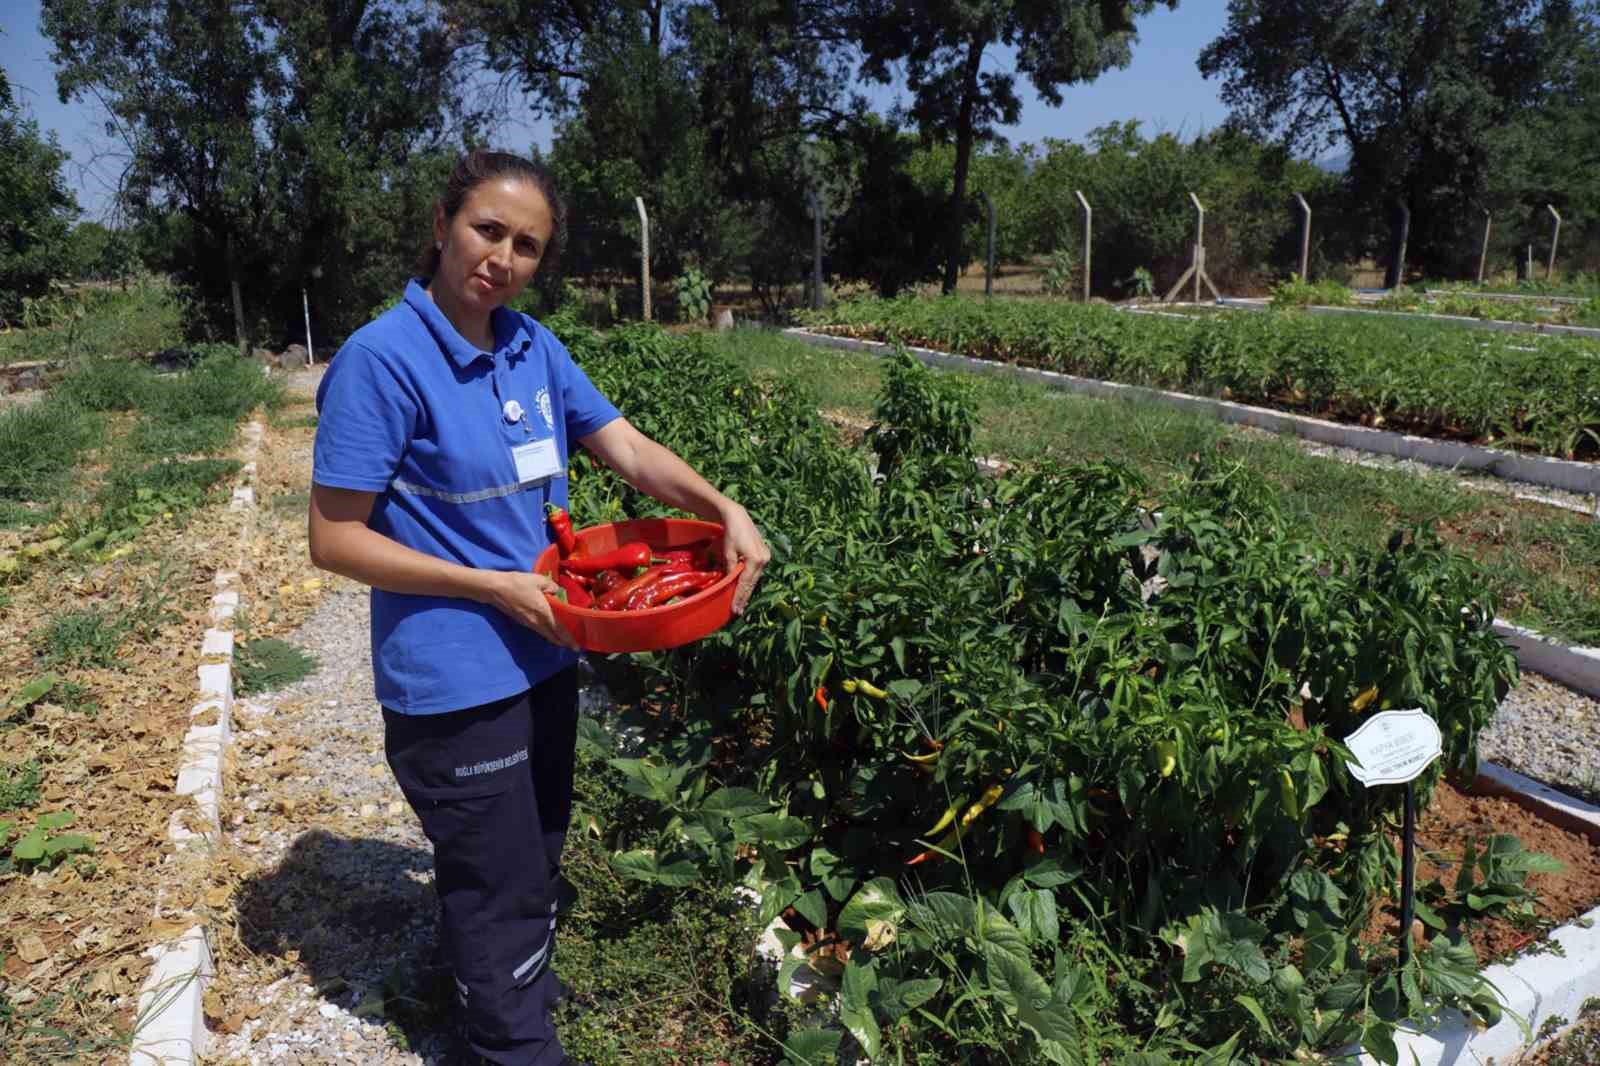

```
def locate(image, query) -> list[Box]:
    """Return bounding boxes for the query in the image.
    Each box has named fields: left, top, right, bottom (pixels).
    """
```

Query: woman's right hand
left=481, top=571, right=580, bottom=650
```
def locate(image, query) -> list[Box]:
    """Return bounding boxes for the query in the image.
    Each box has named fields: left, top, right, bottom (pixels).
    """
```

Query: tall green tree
left=44, top=0, right=276, bottom=349
left=0, top=58, right=78, bottom=323
left=1199, top=0, right=1599, bottom=278
left=839, top=0, right=1176, bottom=293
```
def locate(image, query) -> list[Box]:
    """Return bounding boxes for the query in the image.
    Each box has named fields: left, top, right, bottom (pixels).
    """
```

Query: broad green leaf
left=12, top=827, right=46, bottom=862
left=781, top=1025, right=840, bottom=1065
left=838, top=960, right=881, bottom=1057
left=42, top=833, right=92, bottom=858
left=1009, top=888, right=1059, bottom=943
left=1192, top=1031, right=1242, bottom=1066
left=792, top=889, right=827, bottom=931
left=36, top=811, right=74, bottom=831
left=9, top=673, right=56, bottom=709
left=740, top=814, right=811, bottom=849
left=700, top=787, right=770, bottom=820
left=887, top=678, right=922, bottom=700
left=877, top=977, right=940, bottom=1021
left=837, top=879, right=905, bottom=942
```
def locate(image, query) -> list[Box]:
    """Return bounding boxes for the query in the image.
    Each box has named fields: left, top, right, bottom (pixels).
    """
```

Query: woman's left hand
left=719, top=503, right=770, bottom=614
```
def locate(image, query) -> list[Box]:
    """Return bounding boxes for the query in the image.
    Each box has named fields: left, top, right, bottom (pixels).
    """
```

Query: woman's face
left=432, top=176, right=553, bottom=315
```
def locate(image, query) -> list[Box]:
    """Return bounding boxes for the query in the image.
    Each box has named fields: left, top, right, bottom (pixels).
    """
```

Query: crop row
left=554, top=310, right=1526, bottom=1064
left=801, top=295, right=1600, bottom=461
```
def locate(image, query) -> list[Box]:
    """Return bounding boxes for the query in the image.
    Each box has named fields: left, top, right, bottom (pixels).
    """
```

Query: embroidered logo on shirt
left=536, top=387, right=554, bottom=430
left=454, top=748, right=529, bottom=778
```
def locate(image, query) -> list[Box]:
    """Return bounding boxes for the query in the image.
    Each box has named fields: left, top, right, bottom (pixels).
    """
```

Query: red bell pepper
left=632, top=569, right=720, bottom=609
left=561, top=541, right=653, bottom=576
left=545, top=504, right=577, bottom=557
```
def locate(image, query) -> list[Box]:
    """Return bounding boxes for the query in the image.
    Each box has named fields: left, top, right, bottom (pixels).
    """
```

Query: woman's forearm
left=602, top=432, right=738, bottom=522
left=310, top=520, right=500, bottom=604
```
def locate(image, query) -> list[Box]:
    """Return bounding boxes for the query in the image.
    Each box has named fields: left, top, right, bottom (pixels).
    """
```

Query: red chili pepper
left=589, top=569, right=627, bottom=595
left=555, top=572, right=592, bottom=608
left=656, top=539, right=716, bottom=567
left=545, top=504, right=577, bottom=557
left=594, top=563, right=679, bottom=611
left=634, top=569, right=720, bottom=609
left=561, top=541, right=652, bottom=575
left=814, top=685, right=829, bottom=714
left=1025, top=829, right=1046, bottom=855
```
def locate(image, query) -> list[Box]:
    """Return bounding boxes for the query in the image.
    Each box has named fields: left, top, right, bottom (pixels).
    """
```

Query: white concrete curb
left=783, top=328, right=1600, bottom=497
left=1491, top=621, right=1600, bottom=701
left=129, top=423, right=260, bottom=1066
left=1215, top=297, right=1600, bottom=341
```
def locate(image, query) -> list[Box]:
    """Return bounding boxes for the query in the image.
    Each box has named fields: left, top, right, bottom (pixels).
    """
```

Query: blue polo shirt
left=313, top=280, right=621, bottom=714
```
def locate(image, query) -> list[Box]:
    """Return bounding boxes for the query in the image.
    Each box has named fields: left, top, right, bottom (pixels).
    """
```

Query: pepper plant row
left=802, top=295, right=1600, bottom=461
left=554, top=311, right=1526, bottom=1065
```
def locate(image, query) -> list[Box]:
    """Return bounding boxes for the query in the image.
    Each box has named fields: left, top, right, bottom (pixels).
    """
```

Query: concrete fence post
left=1547, top=204, right=1562, bottom=281
left=634, top=196, right=651, bottom=322
left=1295, top=193, right=1311, bottom=281
left=1075, top=190, right=1091, bottom=302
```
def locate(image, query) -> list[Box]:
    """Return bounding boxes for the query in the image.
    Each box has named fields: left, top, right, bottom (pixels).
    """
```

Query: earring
left=435, top=241, right=442, bottom=251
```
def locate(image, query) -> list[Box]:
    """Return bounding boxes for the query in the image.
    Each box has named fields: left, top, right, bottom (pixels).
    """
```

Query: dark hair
left=418, top=149, right=567, bottom=279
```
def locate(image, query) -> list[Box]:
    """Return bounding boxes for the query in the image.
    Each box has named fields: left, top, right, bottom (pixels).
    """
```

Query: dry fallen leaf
left=15, top=934, right=49, bottom=964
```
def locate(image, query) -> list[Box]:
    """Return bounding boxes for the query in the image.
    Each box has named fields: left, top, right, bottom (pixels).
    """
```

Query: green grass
left=36, top=585, right=174, bottom=669
left=0, top=280, right=187, bottom=366
left=234, top=639, right=319, bottom=696
left=712, top=327, right=1600, bottom=644
left=0, top=396, right=105, bottom=504
left=0, top=761, right=42, bottom=812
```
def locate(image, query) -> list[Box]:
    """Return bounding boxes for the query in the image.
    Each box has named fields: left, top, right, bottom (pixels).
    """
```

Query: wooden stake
left=635, top=196, right=651, bottom=322
left=1075, top=190, right=1092, bottom=302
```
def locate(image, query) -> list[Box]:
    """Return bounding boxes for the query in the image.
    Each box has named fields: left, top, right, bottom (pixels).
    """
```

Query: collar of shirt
left=403, top=279, right=533, bottom=369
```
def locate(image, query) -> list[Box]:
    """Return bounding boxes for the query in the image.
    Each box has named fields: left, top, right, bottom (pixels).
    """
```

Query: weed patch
left=52, top=356, right=156, bottom=412
left=235, top=639, right=318, bottom=696
left=0, top=395, right=105, bottom=502
left=37, top=585, right=173, bottom=669
left=0, top=761, right=42, bottom=812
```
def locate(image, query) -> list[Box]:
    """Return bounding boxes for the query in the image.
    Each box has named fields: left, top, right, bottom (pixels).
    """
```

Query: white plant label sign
left=1344, top=709, right=1443, bottom=787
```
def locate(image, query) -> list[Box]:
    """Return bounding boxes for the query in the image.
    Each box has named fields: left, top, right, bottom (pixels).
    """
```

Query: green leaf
left=792, top=889, right=827, bottom=930
left=877, top=977, right=940, bottom=1021
left=1236, top=994, right=1275, bottom=1039
left=1192, top=1031, right=1242, bottom=1066
left=890, top=635, right=907, bottom=671
left=739, top=814, right=812, bottom=849
left=1009, top=888, right=1059, bottom=943
left=10, top=674, right=59, bottom=710
left=700, top=787, right=770, bottom=820
left=36, top=811, right=74, bottom=831
left=12, top=826, right=46, bottom=862
left=609, top=849, right=698, bottom=887
left=42, top=832, right=92, bottom=858
left=837, top=878, right=905, bottom=941
left=887, top=678, right=922, bottom=700
left=838, top=960, right=882, bottom=1058
left=781, top=1025, right=840, bottom=1065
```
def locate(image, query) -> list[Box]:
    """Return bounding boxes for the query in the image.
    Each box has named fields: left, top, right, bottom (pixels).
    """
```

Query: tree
left=0, top=61, right=78, bottom=323
left=43, top=0, right=277, bottom=349
left=1199, top=0, right=1599, bottom=278
left=839, top=0, right=1177, bottom=293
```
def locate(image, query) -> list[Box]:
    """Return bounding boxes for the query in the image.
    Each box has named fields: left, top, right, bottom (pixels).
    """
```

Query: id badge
left=512, top=438, right=563, bottom=485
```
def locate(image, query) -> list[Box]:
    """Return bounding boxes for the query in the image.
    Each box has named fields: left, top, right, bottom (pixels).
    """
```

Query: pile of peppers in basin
left=545, top=505, right=724, bottom=611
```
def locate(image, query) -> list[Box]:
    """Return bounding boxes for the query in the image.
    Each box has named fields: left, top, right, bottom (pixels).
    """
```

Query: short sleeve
left=313, top=340, right=417, bottom=492
left=548, top=331, right=621, bottom=439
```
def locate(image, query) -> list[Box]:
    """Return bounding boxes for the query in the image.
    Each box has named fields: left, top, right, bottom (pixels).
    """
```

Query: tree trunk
left=943, top=36, right=987, bottom=295
left=227, top=230, right=248, bottom=356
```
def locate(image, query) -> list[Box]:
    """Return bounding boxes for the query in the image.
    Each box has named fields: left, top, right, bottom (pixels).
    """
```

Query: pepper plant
left=558, top=316, right=1525, bottom=1064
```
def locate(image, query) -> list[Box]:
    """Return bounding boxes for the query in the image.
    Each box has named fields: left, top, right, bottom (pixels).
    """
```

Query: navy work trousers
left=383, top=668, right=579, bottom=1066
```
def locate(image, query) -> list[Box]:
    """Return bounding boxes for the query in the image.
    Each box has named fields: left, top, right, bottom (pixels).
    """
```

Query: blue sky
left=1, top=0, right=1232, bottom=221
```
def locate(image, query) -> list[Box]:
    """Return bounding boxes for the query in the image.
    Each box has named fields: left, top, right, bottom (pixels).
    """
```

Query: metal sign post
left=1075, top=190, right=1092, bottom=302
left=1344, top=708, right=1444, bottom=966
left=1295, top=193, right=1312, bottom=281
left=978, top=192, right=996, bottom=298
left=301, top=288, right=315, bottom=366
left=634, top=196, right=651, bottom=322
left=1477, top=209, right=1492, bottom=285
left=1547, top=204, right=1562, bottom=281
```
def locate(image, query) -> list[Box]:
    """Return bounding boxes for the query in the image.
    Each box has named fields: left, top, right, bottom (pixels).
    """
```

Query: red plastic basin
left=534, top=517, right=744, bottom=653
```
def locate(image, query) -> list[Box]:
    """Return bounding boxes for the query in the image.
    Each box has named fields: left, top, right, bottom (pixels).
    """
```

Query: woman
left=308, top=149, right=769, bottom=1066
